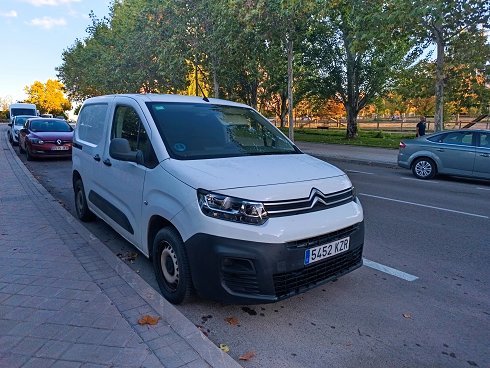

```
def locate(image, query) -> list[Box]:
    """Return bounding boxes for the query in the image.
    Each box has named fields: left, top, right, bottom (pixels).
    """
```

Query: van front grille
left=264, top=187, right=354, bottom=217
left=273, top=247, right=363, bottom=298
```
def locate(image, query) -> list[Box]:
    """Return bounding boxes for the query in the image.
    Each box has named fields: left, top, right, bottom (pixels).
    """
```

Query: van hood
left=161, top=154, right=346, bottom=191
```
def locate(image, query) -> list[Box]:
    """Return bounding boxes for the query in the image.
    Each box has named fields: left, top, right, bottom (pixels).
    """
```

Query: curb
left=5, top=133, right=241, bottom=368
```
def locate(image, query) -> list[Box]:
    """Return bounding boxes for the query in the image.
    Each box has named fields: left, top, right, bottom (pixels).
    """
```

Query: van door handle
left=103, top=158, right=112, bottom=166
left=436, top=149, right=444, bottom=152
left=480, top=153, right=490, bottom=157
left=93, top=154, right=101, bottom=162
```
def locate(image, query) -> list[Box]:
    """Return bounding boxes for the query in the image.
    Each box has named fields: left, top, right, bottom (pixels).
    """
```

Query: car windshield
left=14, top=117, right=29, bottom=126
left=30, top=119, right=71, bottom=132
left=146, top=102, right=298, bottom=160
left=12, top=108, right=36, bottom=116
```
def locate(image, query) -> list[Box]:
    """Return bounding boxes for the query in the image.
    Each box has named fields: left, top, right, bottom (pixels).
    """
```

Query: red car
left=18, top=118, right=74, bottom=160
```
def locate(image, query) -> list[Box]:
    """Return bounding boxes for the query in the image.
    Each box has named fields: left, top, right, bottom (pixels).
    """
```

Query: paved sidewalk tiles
left=0, top=125, right=239, bottom=368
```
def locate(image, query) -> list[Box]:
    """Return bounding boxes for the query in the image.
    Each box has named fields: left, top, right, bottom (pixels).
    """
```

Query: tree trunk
left=211, top=58, right=219, bottom=98
left=434, top=25, right=445, bottom=132
left=194, top=55, right=199, bottom=97
left=280, top=92, right=287, bottom=128
left=287, top=36, right=294, bottom=141
left=250, top=81, right=258, bottom=110
left=346, top=102, right=358, bottom=139
left=343, top=32, right=358, bottom=139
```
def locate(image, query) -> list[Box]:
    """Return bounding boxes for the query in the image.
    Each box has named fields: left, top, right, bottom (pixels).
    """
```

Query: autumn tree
left=0, top=96, right=13, bottom=111
left=24, top=80, right=71, bottom=116
left=301, top=0, right=415, bottom=138
left=400, top=0, right=490, bottom=131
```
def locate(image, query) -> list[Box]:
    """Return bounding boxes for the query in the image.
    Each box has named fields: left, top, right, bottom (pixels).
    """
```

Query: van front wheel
left=153, top=228, right=193, bottom=304
left=74, top=179, right=95, bottom=222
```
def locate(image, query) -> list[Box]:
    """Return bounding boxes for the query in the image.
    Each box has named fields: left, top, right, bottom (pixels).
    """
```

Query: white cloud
left=28, top=16, right=67, bottom=29
left=0, top=10, right=18, bottom=17
left=22, top=0, right=81, bottom=6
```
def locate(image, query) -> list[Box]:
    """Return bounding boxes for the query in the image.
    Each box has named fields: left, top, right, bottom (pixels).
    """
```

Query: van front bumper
left=184, top=221, right=364, bottom=304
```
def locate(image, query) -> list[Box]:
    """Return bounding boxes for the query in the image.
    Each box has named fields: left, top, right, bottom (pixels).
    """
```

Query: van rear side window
left=77, top=104, right=108, bottom=145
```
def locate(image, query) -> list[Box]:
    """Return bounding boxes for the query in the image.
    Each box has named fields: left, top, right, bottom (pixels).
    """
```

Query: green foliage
left=56, top=0, right=489, bottom=130
left=279, top=128, right=413, bottom=149
left=300, top=0, right=415, bottom=138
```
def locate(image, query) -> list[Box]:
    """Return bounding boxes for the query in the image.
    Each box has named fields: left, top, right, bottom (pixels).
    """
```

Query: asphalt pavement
left=0, top=124, right=397, bottom=368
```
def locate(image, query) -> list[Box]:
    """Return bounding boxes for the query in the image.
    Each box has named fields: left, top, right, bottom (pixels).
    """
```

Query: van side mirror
left=109, top=138, right=144, bottom=165
left=8, top=123, right=12, bottom=127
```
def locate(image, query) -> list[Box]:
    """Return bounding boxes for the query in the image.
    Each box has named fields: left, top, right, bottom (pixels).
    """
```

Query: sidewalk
left=0, top=124, right=240, bottom=368
left=296, top=141, right=398, bottom=167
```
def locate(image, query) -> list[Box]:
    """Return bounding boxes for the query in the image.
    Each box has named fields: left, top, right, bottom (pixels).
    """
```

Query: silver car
left=398, top=129, right=490, bottom=180
left=8, top=115, right=37, bottom=145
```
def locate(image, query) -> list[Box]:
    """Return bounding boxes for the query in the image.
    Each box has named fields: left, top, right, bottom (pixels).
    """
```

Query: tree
left=301, top=0, right=415, bottom=138
left=0, top=95, right=13, bottom=111
left=24, top=80, right=71, bottom=116
left=403, top=0, right=490, bottom=131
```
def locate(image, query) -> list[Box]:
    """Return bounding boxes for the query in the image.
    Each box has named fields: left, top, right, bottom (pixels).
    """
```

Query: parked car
left=7, top=115, right=37, bottom=145
left=73, top=94, right=365, bottom=304
left=398, top=129, right=490, bottom=180
left=18, top=118, right=73, bottom=160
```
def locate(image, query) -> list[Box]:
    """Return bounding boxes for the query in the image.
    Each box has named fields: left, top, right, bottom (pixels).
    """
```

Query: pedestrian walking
left=416, top=116, right=426, bottom=137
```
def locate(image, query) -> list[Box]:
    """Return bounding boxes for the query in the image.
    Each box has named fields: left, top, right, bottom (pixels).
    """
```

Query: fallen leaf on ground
left=138, top=315, right=161, bottom=325
left=117, top=252, right=138, bottom=262
left=402, top=313, right=412, bottom=319
left=224, top=317, right=240, bottom=326
left=219, top=344, right=230, bottom=353
left=239, top=351, right=256, bottom=361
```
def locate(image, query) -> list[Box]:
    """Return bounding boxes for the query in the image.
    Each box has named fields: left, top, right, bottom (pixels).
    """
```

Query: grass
left=279, top=128, right=415, bottom=149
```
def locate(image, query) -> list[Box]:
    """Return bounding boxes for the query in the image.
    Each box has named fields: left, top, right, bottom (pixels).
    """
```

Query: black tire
left=74, top=179, right=95, bottom=222
left=412, top=157, right=436, bottom=179
left=152, top=227, right=193, bottom=304
left=8, top=132, right=13, bottom=145
left=19, top=141, right=25, bottom=153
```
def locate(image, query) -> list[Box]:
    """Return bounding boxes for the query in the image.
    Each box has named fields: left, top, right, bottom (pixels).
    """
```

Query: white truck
left=72, top=94, right=365, bottom=304
left=9, top=103, right=37, bottom=124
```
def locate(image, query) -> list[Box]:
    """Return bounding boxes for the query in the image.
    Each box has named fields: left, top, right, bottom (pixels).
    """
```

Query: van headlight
left=198, top=190, right=268, bottom=225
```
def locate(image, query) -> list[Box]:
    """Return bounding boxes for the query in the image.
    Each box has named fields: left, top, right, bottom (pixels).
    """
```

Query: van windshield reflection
left=146, top=102, right=299, bottom=160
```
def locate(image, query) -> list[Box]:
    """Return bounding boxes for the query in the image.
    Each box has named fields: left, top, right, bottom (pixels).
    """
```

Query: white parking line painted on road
left=346, top=170, right=374, bottom=175
left=359, top=193, right=489, bottom=219
left=363, top=258, right=418, bottom=281
left=401, top=177, right=439, bottom=183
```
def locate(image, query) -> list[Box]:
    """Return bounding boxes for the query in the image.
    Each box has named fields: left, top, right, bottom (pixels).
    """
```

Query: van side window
left=77, top=104, right=108, bottom=145
left=111, top=105, right=158, bottom=168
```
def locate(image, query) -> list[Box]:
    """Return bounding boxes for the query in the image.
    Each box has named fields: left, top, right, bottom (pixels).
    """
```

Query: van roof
left=82, top=94, right=249, bottom=108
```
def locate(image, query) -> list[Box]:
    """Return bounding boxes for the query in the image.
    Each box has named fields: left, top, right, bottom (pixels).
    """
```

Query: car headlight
left=198, top=190, right=268, bottom=225
left=30, top=138, right=44, bottom=144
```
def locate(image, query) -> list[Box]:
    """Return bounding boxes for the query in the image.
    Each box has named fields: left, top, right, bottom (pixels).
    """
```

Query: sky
left=0, top=0, right=112, bottom=103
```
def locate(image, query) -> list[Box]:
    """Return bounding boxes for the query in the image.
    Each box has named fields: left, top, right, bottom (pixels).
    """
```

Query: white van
left=9, top=103, right=37, bottom=123
left=72, top=94, right=364, bottom=304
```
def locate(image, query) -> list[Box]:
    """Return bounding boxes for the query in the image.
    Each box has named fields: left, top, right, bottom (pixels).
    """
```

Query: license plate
left=304, top=237, right=350, bottom=265
left=51, top=146, right=69, bottom=151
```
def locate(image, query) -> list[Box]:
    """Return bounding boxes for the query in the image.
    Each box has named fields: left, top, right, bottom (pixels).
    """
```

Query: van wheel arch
left=73, top=174, right=95, bottom=221
left=150, top=221, right=194, bottom=304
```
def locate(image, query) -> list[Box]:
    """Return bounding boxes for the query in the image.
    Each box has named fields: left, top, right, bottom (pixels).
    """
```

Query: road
left=13, top=145, right=490, bottom=368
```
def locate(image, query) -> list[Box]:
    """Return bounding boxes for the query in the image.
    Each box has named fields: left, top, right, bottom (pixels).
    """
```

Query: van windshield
left=146, top=102, right=299, bottom=160
left=12, top=108, right=36, bottom=117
